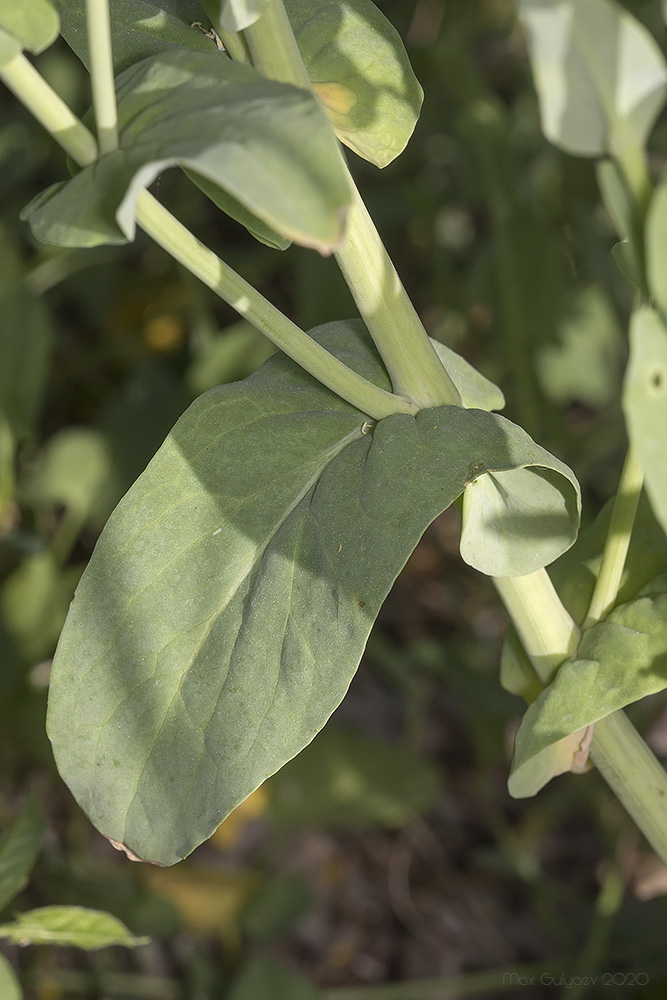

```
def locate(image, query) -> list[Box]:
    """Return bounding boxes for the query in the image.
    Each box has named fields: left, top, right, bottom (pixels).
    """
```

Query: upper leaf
left=509, top=590, right=667, bottom=796
left=623, top=306, right=667, bottom=538
left=47, top=321, right=581, bottom=865
left=0, top=0, right=59, bottom=57
left=519, top=0, right=667, bottom=156
left=54, top=0, right=211, bottom=74
left=284, top=0, right=423, bottom=167
left=21, top=49, right=351, bottom=253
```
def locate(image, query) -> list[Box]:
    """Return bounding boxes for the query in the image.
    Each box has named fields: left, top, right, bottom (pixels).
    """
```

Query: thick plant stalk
left=242, top=0, right=463, bottom=410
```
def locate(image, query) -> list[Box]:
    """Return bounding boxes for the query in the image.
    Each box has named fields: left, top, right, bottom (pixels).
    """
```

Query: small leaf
left=23, top=428, right=113, bottom=521
left=623, top=306, right=667, bottom=536
left=284, top=0, right=423, bottom=167
left=1, top=552, right=82, bottom=664
left=22, top=50, right=351, bottom=253
left=519, top=0, right=667, bottom=156
left=205, top=0, right=271, bottom=32
left=460, top=461, right=581, bottom=578
left=0, top=955, right=21, bottom=1000
left=432, top=341, right=505, bottom=411
left=0, top=798, right=46, bottom=913
left=509, top=591, right=667, bottom=796
left=0, top=0, right=59, bottom=55
left=0, top=907, right=149, bottom=949
left=47, top=321, right=580, bottom=865
left=230, top=957, right=320, bottom=1000
left=54, top=0, right=212, bottom=75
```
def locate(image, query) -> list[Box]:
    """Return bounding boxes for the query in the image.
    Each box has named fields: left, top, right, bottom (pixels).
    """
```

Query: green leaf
left=518, top=0, right=667, bottom=156
left=432, top=341, right=505, bottom=411
left=183, top=169, right=291, bottom=251
left=0, top=907, right=149, bottom=949
left=206, top=0, right=271, bottom=32
left=23, top=428, right=113, bottom=521
left=0, top=287, right=54, bottom=440
left=460, top=461, right=580, bottom=578
left=536, top=285, right=623, bottom=408
left=0, top=0, right=59, bottom=55
left=1, top=552, right=82, bottom=665
left=284, top=0, right=423, bottom=167
left=0, top=799, right=46, bottom=913
left=509, top=591, right=667, bottom=796
left=623, top=306, right=667, bottom=537
left=47, top=321, right=579, bottom=865
left=54, top=0, right=212, bottom=74
left=22, top=50, right=350, bottom=253
left=230, top=957, right=320, bottom=1000
left=0, top=955, right=21, bottom=1000
left=266, top=725, right=440, bottom=829
left=646, top=167, right=667, bottom=317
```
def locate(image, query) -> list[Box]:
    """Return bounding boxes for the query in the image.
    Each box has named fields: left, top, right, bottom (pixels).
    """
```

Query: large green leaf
left=518, top=0, right=667, bottom=156
left=0, top=799, right=46, bottom=913
left=284, top=0, right=423, bottom=167
left=509, top=590, right=667, bottom=796
left=22, top=49, right=350, bottom=253
left=0, top=0, right=59, bottom=55
left=54, top=0, right=210, bottom=74
left=47, top=322, right=579, bottom=865
left=0, top=907, right=148, bottom=949
left=623, top=306, right=667, bottom=537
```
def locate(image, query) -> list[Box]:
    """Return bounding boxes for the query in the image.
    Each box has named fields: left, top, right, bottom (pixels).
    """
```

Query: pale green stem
left=85, top=0, right=119, bottom=154
left=2, top=54, right=408, bottom=420
left=0, top=53, right=98, bottom=165
left=493, top=570, right=580, bottom=685
left=243, top=0, right=463, bottom=410
left=198, top=0, right=252, bottom=62
left=590, top=713, right=667, bottom=864
left=134, top=191, right=415, bottom=418
left=494, top=571, right=667, bottom=865
left=583, top=446, right=644, bottom=628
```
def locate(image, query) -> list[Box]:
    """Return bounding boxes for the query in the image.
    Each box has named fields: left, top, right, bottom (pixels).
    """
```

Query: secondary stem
left=583, top=446, right=644, bottom=628
left=242, top=0, right=463, bottom=410
left=135, top=191, right=414, bottom=418
left=494, top=570, right=667, bottom=865
left=1, top=53, right=410, bottom=421
left=85, top=0, right=119, bottom=154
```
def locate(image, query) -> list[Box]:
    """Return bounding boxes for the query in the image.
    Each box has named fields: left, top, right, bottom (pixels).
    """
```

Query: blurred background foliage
left=2, top=1, right=667, bottom=997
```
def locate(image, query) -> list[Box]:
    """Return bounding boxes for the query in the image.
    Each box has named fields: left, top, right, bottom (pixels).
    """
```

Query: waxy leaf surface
left=22, top=50, right=350, bottom=253
left=0, top=907, right=148, bottom=949
left=519, top=0, right=667, bottom=156
left=510, top=591, right=667, bottom=796
left=54, top=0, right=209, bottom=74
left=623, top=306, right=667, bottom=537
left=284, top=0, right=423, bottom=167
left=47, top=322, right=579, bottom=865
